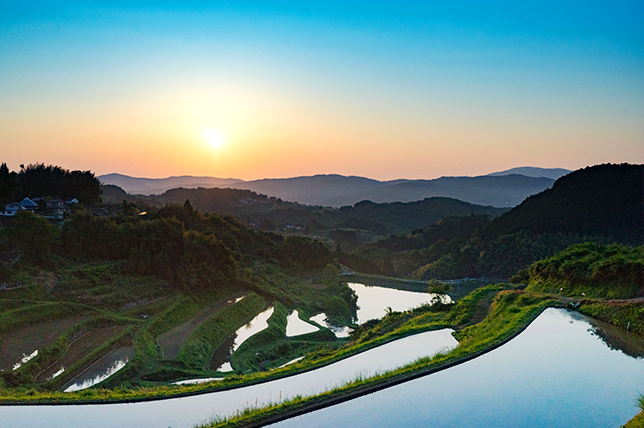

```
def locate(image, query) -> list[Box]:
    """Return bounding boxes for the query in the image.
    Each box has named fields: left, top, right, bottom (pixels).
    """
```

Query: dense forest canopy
left=107, top=185, right=507, bottom=238
left=3, top=162, right=641, bottom=283
left=346, top=164, right=644, bottom=280
left=481, top=163, right=643, bottom=244
left=0, top=163, right=102, bottom=205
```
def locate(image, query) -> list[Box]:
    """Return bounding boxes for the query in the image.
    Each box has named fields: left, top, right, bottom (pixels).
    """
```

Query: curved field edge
left=0, top=289, right=639, bottom=407
left=195, top=291, right=562, bottom=428
left=0, top=284, right=498, bottom=404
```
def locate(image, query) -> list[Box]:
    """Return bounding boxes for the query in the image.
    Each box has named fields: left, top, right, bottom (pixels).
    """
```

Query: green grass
left=174, top=293, right=267, bottom=370
left=621, top=393, right=644, bottom=428
left=0, top=302, right=92, bottom=335
left=2, top=315, right=138, bottom=389
left=577, top=301, right=643, bottom=335
left=0, top=276, right=635, bottom=409
left=195, top=289, right=560, bottom=428
left=0, top=281, right=502, bottom=403
left=229, top=302, right=340, bottom=373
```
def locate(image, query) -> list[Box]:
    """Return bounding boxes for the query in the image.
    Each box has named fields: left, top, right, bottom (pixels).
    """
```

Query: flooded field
left=285, top=310, right=319, bottom=337
left=172, top=377, right=222, bottom=385
left=211, top=306, right=275, bottom=372
left=309, top=313, right=351, bottom=338
left=4, top=328, right=457, bottom=428
left=0, top=317, right=85, bottom=372
left=36, top=325, right=126, bottom=383
left=158, top=294, right=246, bottom=359
left=63, top=344, right=134, bottom=392
left=271, top=309, right=644, bottom=428
left=349, top=283, right=450, bottom=324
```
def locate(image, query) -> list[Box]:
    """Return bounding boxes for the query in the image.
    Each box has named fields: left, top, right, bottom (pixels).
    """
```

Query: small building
left=19, top=197, right=38, bottom=211
left=3, top=203, right=24, bottom=216
left=45, top=199, right=65, bottom=219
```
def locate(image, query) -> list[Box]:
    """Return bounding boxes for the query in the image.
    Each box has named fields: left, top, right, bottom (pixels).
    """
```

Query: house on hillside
left=3, top=203, right=24, bottom=216
left=45, top=198, right=66, bottom=219
left=2, top=196, right=80, bottom=219
left=19, top=197, right=39, bottom=212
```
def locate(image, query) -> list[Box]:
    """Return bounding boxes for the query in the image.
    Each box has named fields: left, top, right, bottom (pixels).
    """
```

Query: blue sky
left=1, top=1, right=642, bottom=179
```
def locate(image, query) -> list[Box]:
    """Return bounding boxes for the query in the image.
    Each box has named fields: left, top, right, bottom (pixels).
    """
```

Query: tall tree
left=18, top=163, right=102, bottom=205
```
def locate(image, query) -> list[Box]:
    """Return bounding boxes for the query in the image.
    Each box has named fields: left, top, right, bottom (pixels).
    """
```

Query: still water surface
left=270, top=308, right=644, bottom=428
left=285, top=310, right=319, bottom=337
left=348, top=283, right=450, bottom=324
left=212, top=306, right=275, bottom=372
left=1, top=329, right=457, bottom=428
left=64, top=345, right=134, bottom=392
left=309, top=313, right=352, bottom=338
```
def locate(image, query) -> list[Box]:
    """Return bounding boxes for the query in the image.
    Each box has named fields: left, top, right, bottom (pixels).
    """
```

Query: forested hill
left=481, top=163, right=643, bottom=244
left=347, top=163, right=643, bottom=279
left=329, top=198, right=506, bottom=235
left=137, top=187, right=506, bottom=237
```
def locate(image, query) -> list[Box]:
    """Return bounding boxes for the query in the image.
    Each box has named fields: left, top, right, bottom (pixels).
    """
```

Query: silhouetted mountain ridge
left=100, top=168, right=563, bottom=207
left=487, top=167, right=570, bottom=180
left=151, top=187, right=507, bottom=236
left=482, top=163, right=643, bottom=244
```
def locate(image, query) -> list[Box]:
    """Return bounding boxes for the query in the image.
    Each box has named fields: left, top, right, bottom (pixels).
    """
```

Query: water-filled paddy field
left=269, top=308, right=644, bottom=428
left=1, top=328, right=458, bottom=428
left=2, top=282, right=641, bottom=428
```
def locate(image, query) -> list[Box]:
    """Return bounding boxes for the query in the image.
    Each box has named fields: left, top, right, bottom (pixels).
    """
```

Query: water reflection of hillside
left=586, top=317, right=644, bottom=359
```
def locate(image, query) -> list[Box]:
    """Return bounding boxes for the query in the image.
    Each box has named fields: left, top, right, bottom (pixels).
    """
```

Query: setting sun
left=203, top=128, right=224, bottom=148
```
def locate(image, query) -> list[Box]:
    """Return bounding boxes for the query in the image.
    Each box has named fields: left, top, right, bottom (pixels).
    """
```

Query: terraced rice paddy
left=0, top=317, right=86, bottom=372
left=35, top=325, right=126, bottom=383
left=211, top=306, right=275, bottom=372
left=157, top=294, right=246, bottom=359
left=63, top=343, right=135, bottom=392
left=285, top=310, right=319, bottom=337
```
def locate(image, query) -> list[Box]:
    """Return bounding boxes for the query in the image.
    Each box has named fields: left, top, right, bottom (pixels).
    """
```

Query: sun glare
left=203, top=128, right=224, bottom=148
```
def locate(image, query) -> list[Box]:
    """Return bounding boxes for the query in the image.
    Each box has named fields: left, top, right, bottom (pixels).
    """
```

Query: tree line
left=1, top=202, right=335, bottom=293
left=0, top=163, right=102, bottom=205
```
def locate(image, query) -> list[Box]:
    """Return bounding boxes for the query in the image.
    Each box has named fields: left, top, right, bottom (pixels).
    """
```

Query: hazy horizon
left=1, top=2, right=642, bottom=180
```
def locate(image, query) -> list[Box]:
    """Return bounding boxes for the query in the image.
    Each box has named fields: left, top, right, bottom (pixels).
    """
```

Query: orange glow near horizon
left=0, top=4, right=642, bottom=181
left=1, top=58, right=641, bottom=181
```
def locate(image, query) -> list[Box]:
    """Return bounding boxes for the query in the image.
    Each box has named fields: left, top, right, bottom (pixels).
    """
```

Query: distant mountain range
left=486, top=167, right=570, bottom=180
left=354, top=163, right=643, bottom=279
left=99, top=173, right=241, bottom=195
left=99, top=166, right=571, bottom=208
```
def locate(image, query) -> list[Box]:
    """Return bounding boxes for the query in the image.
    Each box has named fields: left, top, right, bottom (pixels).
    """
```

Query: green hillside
left=146, top=187, right=506, bottom=238
left=517, top=243, right=643, bottom=299
left=482, top=163, right=643, bottom=244
left=347, top=163, right=643, bottom=279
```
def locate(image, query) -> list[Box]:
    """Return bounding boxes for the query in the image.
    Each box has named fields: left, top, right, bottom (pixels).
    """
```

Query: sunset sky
left=1, top=1, right=642, bottom=180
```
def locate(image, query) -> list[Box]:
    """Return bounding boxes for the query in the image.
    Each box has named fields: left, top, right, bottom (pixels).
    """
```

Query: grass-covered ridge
left=195, top=288, right=562, bottom=428
left=515, top=242, right=643, bottom=299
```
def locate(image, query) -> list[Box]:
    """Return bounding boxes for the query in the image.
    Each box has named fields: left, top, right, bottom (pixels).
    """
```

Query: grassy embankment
left=0, top=260, right=639, bottom=408
left=622, top=394, right=644, bottom=428
left=195, top=287, right=561, bottom=427
left=0, top=280, right=495, bottom=403
left=0, top=260, right=358, bottom=402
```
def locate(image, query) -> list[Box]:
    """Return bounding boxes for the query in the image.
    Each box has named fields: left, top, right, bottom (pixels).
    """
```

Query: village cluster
left=2, top=197, right=79, bottom=220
